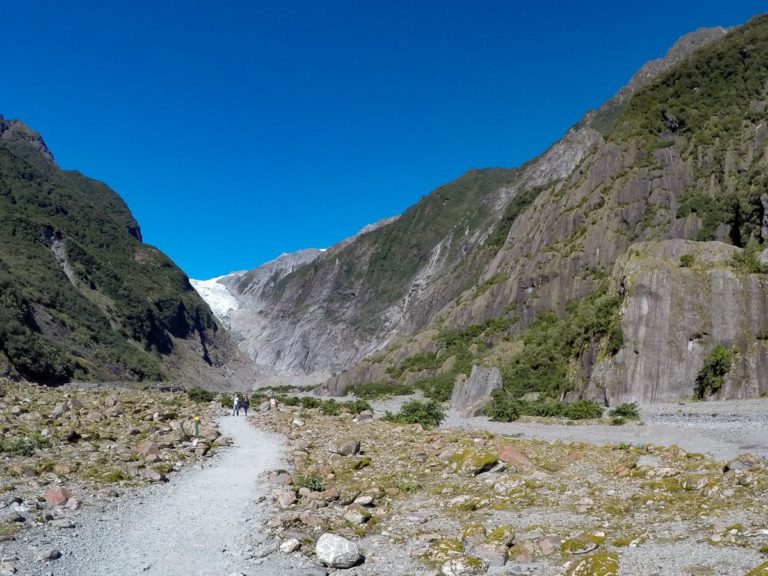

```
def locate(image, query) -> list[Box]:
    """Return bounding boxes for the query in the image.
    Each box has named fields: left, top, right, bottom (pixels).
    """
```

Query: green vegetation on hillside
left=617, top=15, right=768, bottom=247
left=0, top=127, right=222, bottom=383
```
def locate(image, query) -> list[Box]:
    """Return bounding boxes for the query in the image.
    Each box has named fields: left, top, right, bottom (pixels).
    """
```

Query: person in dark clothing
left=241, top=396, right=250, bottom=416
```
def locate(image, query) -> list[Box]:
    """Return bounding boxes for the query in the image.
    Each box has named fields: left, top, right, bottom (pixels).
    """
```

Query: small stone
left=315, top=533, right=361, bottom=568
left=0, top=562, right=15, bottom=575
left=280, top=538, right=301, bottom=553
left=343, top=505, right=371, bottom=525
left=353, top=495, right=374, bottom=506
left=50, top=519, right=75, bottom=529
left=292, top=418, right=305, bottom=427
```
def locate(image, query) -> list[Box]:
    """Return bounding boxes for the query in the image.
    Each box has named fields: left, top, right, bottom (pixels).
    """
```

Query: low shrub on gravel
left=609, top=402, right=640, bottom=420
left=383, top=399, right=445, bottom=428
left=485, top=390, right=520, bottom=422
left=0, top=434, right=50, bottom=456
left=276, top=395, right=371, bottom=415
left=294, top=473, right=324, bottom=491
left=485, top=394, right=603, bottom=421
left=348, top=381, right=415, bottom=400
left=219, top=393, right=233, bottom=408
left=187, top=387, right=215, bottom=403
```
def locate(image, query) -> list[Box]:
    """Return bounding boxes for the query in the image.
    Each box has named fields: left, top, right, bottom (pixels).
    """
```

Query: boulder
left=328, top=439, right=360, bottom=456
left=468, top=543, right=507, bottom=567
left=315, top=533, right=361, bottom=568
left=280, top=538, right=301, bottom=553
left=273, top=489, right=297, bottom=508
left=441, top=556, right=489, bottom=576
left=497, top=445, right=532, bottom=471
left=34, top=548, right=62, bottom=562
left=43, top=486, right=72, bottom=507
left=450, top=366, right=502, bottom=417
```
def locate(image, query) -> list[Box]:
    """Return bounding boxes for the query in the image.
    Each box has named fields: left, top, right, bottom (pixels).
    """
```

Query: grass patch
left=347, top=381, right=415, bottom=400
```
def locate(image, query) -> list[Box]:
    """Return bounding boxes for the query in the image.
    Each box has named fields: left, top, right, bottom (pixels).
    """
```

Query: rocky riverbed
left=255, top=401, right=768, bottom=576
left=3, top=381, right=768, bottom=575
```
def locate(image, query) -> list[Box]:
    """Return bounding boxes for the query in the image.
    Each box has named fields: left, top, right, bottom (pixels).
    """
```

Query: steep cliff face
left=0, top=117, right=241, bottom=384
left=590, top=240, right=768, bottom=403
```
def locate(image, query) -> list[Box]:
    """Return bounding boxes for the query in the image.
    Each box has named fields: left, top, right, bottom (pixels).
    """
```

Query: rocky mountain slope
left=199, top=16, right=768, bottom=404
left=0, top=117, right=240, bottom=384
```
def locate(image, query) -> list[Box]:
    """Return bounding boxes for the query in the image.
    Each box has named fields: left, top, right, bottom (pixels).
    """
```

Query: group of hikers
left=231, top=393, right=279, bottom=416
left=231, top=394, right=250, bottom=416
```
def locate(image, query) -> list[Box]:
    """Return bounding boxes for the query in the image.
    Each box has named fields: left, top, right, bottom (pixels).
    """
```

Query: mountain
left=0, top=117, right=241, bottom=385
left=197, top=15, right=768, bottom=404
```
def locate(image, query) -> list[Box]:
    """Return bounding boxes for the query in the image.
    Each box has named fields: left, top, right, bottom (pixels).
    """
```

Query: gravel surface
left=19, top=415, right=316, bottom=576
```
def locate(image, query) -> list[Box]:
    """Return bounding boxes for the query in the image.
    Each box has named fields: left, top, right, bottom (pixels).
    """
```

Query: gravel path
left=443, top=398, right=768, bottom=462
left=33, top=415, right=309, bottom=576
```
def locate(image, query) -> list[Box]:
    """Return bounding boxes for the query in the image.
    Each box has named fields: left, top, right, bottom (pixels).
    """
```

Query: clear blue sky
left=2, top=1, right=766, bottom=279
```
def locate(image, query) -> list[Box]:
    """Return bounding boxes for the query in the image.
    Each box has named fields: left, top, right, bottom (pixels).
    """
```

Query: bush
left=342, top=399, right=372, bottom=414
left=187, top=387, right=215, bottom=403
left=695, top=345, right=734, bottom=398
left=415, top=372, right=457, bottom=402
left=382, top=400, right=445, bottom=428
left=349, top=381, right=414, bottom=400
left=611, top=416, right=626, bottom=426
left=609, top=402, right=640, bottom=420
left=320, top=399, right=340, bottom=416
left=0, top=434, right=50, bottom=456
left=294, top=473, right=324, bottom=492
left=561, top=399, right=604, bottom=420
left=219, top=393, right=233, bottom=408
left=679, top=254, right=695, bottom=267
left=484, top=391, right=520, bottom=422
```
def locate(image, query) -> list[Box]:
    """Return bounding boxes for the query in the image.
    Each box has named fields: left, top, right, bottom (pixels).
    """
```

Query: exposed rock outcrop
left=590, top=240, right=768, bottom=403
left=451, top=366, right=502, bottom=417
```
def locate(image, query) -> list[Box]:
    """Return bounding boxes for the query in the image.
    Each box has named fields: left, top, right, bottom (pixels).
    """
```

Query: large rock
left=441, top=556, right=489, bottom=576
left=315, top=533, right=361, bottom=568
left=43, top=486, right=72, bottom=507
left=450, top=366, right=502, bottom=417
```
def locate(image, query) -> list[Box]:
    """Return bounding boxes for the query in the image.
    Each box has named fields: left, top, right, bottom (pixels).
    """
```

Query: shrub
left=349, top=381, right=414, bottom=400
left=611, top=416, right=626, bottom=426
left=187, top=387, right=215, bottom=403
left=294, top=473, right=324, bottom=492
left=561, top=399, right=604, bottom=420
left=415, top=372, right=457, bottom=402
left=695, top=345, right=734, bottom=398
left=609, top=402, right=640, bottom=420
left=320, top=399, right=340, bottom=416
left=0, top=434, right=50, bottom=456
left=382, top=400, right=445, bottom=428
left=679, top=254, right=695, bottom=267
left=484, top=390, right=520, bottom=422
left=342, top=399, right=372, bottom=414
left=219, top=393, right=233, bottom=408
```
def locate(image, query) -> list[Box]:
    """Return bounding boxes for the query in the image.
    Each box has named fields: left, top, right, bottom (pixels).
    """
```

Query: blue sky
left=2, top=1, right=766, bottom=278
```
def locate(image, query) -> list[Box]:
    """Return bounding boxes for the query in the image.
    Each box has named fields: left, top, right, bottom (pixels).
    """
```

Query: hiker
left=269, top=397, right=278, bottom=410
left=242, top=396, right=250, bottom=416
left=232, top=394, right=240, bottom=416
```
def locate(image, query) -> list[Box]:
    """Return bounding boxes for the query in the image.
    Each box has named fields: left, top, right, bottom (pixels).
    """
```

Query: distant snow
left=190, top=276, right=240, bottom=327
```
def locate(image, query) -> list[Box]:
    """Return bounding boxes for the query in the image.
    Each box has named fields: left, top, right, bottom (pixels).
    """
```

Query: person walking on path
left=242, top=396, right=250, bottom=416
left=232, top=394, right=240, bottom=416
